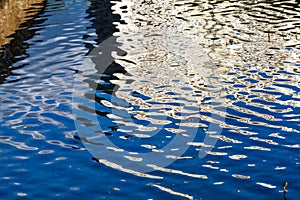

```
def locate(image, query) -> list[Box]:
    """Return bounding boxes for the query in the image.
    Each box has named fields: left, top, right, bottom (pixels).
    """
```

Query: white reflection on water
left=73, top=0, right=299, bottom=198
left=73, top=0, right=229, bottom=174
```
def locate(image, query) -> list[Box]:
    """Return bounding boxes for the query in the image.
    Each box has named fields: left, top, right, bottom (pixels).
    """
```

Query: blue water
left=0, top=0, right=299, bottom=199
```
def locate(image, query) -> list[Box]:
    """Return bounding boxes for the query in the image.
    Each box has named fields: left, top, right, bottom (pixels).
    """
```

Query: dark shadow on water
left=84, top=0, right=127, bottom=95
left=85, top=0, right=122, bottom=47
left=78, top=0, right=133, bottom=142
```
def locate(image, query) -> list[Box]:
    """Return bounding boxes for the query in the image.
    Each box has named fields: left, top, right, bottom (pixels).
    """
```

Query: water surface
left=0, top=0, right=299, bottom=199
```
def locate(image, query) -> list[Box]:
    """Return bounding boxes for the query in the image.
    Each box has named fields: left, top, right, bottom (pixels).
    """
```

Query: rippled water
left=0, top=0, right=299, bottom=199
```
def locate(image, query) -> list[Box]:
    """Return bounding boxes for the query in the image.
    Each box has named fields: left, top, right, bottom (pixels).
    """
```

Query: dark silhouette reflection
left=85, top=0, right=122, bottom=46
left=0, top=0, right=47, bottom=84
left=84, top=0, right=127, bottom=99
left=76, top=0, right=135, bottom=142
left=283, top=191, right=287, bottom=200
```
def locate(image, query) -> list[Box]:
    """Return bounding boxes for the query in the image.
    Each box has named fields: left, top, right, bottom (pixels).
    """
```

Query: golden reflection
left=0, top=0, right=44, bottom=51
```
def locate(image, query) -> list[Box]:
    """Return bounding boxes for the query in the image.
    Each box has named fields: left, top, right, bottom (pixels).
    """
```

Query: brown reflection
left=0, top=0, right=46, bottom=83
left=0, top=0, right=45, bottom=51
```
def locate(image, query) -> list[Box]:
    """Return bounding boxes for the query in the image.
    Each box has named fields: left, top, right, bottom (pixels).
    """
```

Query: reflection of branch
left=283, top=182, right=288, bottom=200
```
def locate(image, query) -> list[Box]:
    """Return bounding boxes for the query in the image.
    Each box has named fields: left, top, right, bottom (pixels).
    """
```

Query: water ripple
left=0, top=0, right=299, bottom=199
